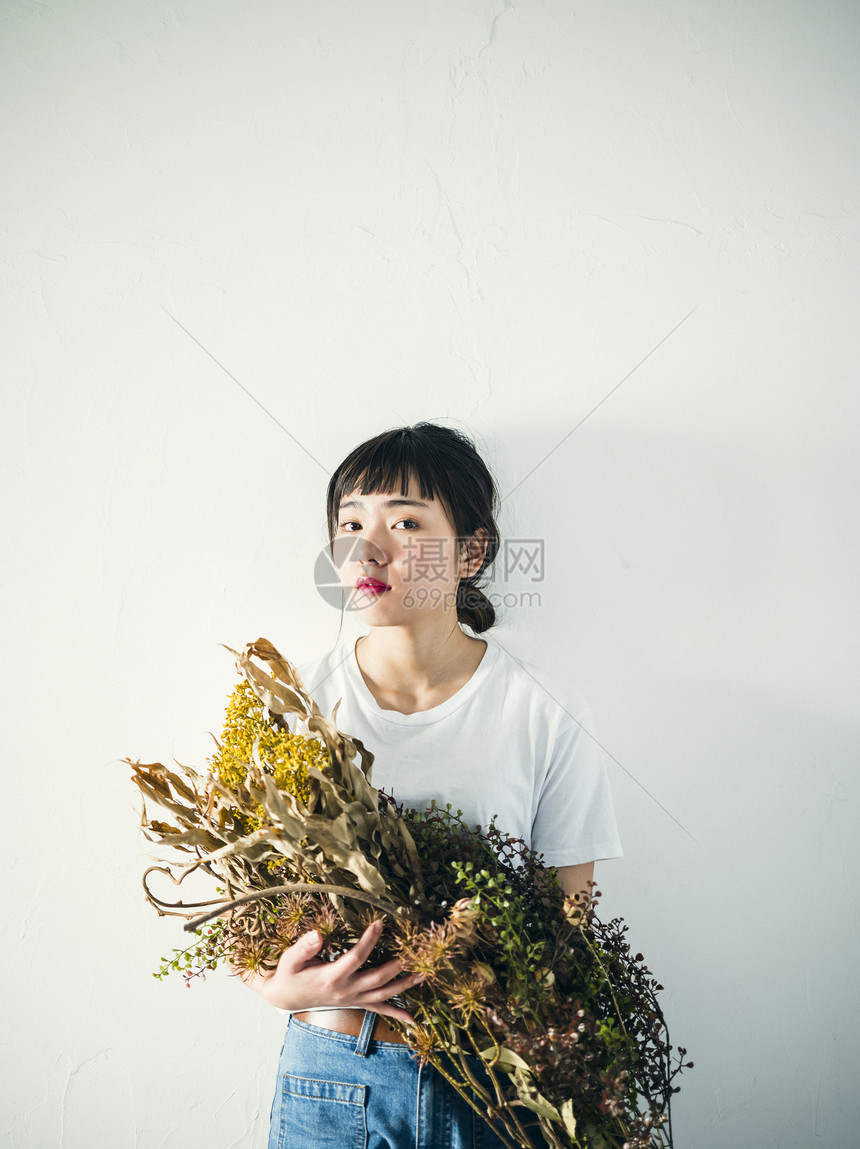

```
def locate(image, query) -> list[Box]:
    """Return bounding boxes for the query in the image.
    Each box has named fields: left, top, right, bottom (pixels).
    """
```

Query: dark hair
left=326, top=422, right=501, bottom=634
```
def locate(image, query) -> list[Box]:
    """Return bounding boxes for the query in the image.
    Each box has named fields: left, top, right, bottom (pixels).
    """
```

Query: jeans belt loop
left=354, top=1009, right=378, bottom=1057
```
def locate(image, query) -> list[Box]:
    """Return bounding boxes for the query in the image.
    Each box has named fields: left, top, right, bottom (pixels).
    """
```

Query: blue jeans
left=268, top=1013, right=513, bottom=1149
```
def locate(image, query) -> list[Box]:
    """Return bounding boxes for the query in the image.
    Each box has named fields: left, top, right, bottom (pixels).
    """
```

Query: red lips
left=356, top=577, right=390, bottom=591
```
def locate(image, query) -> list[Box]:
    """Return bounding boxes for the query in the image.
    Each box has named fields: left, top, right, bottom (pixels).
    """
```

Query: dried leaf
left=560, top=1099, right=577, bottom=1140
left=478, top=1045, right=532, bottom=1072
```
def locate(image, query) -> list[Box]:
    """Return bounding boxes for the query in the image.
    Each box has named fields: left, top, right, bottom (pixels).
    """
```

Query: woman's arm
left=556, top=861, right=594, bottom=905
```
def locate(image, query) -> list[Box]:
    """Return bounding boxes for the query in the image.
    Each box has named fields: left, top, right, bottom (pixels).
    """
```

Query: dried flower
left=127, top=636, right=690, bottom=1149
left=306, top=900, right=347, bottom=950
left=274, top=894, right=315, bottom=943
left=408, top=1022, right=441, bottom=1066
left=448, top=968, right=490, bottom=1021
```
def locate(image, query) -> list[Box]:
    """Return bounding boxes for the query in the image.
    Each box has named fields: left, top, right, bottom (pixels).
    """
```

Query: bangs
left=327, top=428, right=458, bottom=537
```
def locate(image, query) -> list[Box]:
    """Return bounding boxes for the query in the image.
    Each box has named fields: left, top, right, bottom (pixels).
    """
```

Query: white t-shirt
left=289, top=633, right=622, bottom=867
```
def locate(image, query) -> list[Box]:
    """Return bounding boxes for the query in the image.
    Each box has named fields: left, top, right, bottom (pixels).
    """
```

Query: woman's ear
left=459, top=527, right=489, bottom=579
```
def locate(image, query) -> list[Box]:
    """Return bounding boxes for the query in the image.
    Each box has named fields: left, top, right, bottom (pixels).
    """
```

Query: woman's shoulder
left=486, top=635, right=594, bottom=727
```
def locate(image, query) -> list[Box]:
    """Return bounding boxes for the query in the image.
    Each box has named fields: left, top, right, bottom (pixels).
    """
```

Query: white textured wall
left=3, top=2, right=858, bottom=1147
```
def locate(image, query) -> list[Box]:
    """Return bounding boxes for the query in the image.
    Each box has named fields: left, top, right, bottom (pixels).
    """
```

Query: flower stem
left=182, top=882, right=405, bottom=932
left=421, top=1041, right=523, bottom=1149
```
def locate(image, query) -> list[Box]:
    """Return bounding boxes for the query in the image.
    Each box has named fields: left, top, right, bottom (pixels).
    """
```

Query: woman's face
left=333, top=474, right=477, bottom=623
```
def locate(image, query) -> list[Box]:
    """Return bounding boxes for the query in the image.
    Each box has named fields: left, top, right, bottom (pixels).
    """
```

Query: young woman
left=240, top=421, right=623, bottom=1149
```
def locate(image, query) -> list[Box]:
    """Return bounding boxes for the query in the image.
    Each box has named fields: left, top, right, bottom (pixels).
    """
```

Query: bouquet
left=126, top=638, right=691, bottom=1149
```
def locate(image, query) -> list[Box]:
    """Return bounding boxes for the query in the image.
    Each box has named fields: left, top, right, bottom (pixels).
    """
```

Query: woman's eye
left=338, top=519, right=420, bottom=531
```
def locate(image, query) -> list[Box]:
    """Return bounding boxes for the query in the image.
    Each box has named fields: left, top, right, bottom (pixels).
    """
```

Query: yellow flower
left=209, top=679, right=329, bottom=815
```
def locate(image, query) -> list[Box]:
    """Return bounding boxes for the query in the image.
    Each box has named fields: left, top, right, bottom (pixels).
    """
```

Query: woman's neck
left=354, top=627, right=487, bottom=714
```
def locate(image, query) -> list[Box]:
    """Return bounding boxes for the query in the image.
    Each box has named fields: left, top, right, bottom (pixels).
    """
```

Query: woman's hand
left=234, top=920, right=422, bottom=1025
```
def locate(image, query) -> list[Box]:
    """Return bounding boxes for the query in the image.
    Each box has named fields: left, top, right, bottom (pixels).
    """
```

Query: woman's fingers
left=354, top=963, right=425, bottom=1002
left=351, top=965, right=425, bottom=1017
left=364, top=1002, right=417, bottom=1027
left=331, top=920, right=386, bottom=975
left=265, top=922, right=424, bottom=1016
left=277, top=929, right=323, bottom=973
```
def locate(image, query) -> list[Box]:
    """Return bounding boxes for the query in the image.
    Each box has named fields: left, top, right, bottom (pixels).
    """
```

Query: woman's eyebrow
left=339, top=498, right=430, bottom=509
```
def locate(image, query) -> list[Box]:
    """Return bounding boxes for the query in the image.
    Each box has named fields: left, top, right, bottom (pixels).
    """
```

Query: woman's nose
left=331, top=532, right=384, bottom=572
left=351, top=533, right=387, bottom=565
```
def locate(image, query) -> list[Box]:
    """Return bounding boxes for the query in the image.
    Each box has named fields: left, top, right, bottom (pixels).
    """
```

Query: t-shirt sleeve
left=531, top=708, right=624, bottom=867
